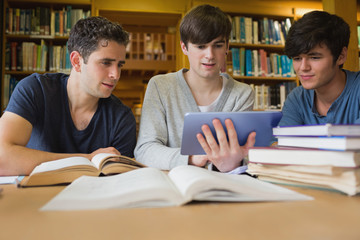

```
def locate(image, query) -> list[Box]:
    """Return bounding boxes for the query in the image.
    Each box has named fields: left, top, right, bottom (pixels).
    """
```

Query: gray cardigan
left=134, top=68, right=254, bottom=170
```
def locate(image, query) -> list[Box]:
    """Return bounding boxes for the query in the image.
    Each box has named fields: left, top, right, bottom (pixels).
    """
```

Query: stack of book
left=247, top=124, right=360, bottom=196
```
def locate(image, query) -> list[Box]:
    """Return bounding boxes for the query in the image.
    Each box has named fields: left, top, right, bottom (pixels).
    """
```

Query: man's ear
left=180, top=41, right=188, bottom=55
left=337, top=46, right=348, bottom=66
left=70, top=51, right=82, bottom=72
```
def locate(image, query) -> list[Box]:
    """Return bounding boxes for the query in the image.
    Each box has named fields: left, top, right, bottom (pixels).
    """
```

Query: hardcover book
left=277, top=136, right=360, bottom=151
left=248, top=147, right=360, bottom=168
left=273, top=124, right=360, bottom=137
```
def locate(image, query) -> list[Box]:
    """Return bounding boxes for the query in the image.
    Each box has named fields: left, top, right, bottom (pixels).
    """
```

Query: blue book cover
left=240, top=17, right=246, bottom=43
left=258, top=19, right=265, bottom=44
left=245, top=49, right=253, bottom=76
left=285, top=56, right=292, bottom=77
left=66, top=5, right=72, bottom=35
left=263, top=18, right=269, bottom=44
left=231, top=48, right=240, bottom=76
left=268, top=19, right=274, bottom=44
left=240, top=47, right=245, bottom=76
left=281, top=20, right=287, bottom=40
left=280, top=55, right=287, bottom=77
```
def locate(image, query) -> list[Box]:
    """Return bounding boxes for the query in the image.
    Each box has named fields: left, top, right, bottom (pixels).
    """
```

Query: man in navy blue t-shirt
left=0, top=17, right=136, bottom=175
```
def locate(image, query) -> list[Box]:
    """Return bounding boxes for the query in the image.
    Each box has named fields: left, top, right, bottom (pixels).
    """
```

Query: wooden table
left=0, top=184, right=359, bottom=240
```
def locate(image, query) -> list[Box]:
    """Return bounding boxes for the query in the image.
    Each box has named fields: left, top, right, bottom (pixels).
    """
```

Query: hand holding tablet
left=181, top=111, right=282, bottom=155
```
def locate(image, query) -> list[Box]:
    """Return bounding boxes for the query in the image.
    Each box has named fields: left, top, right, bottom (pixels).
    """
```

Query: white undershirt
left=198, top=76, right=227, bottom=112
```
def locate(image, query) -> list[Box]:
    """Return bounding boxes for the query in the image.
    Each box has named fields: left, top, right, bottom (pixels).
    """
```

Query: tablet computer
left=180, top=111, right=282, bottom=155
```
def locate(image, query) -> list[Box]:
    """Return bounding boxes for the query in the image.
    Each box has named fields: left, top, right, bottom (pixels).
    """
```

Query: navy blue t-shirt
left=6, top=73, right=136, bottom=157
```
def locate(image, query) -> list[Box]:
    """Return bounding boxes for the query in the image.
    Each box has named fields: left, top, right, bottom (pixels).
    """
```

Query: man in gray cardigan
left=135, top=4, right=255, bottom=173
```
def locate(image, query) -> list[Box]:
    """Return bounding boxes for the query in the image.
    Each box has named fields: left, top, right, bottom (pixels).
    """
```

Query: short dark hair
left=67, top=16, right=129, bottom=63
left=180, top=4, right=232, bottom=47
left=285, top=11, right=350, bottom=66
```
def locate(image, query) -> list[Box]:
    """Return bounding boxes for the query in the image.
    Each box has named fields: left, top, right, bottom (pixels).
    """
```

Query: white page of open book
left=168, top=165, right=313, bottom=202
left=30, top=157, right=95, bottom=175
left=41, top=168, right=184, bottom=211
left=91, top=153, right=118, bottom=169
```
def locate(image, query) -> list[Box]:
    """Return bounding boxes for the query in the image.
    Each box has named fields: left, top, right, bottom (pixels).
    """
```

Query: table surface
left=0, top=183, right=359, bottom=240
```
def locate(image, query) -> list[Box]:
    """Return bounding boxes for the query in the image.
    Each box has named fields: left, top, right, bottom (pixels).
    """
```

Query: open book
left=41, top=165, right=312, bottom=211
left=19, top=153, right=146, bottom=187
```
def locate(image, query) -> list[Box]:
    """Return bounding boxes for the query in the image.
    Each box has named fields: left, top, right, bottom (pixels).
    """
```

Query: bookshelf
left=97, top=9, right=181, bottom=109
left=1, top=0, right=93, bottom=110
left=226, top=13, right=298, bottom=110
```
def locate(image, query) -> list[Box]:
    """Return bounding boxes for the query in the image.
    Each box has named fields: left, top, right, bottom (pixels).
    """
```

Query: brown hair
left=180, top=4, right=232, bottom=48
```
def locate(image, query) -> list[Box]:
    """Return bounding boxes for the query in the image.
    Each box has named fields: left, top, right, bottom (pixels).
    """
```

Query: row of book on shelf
left=5, top=6, right=90, bottom=37
left=230, top=48, right=295, bottom=78
left=5, top=41, right=71, bottom=73
left=247, top=124, right=360, bottom=196
left=229, top=15, right=292, bottom=45
left=250, top=82, right=296, bottom=110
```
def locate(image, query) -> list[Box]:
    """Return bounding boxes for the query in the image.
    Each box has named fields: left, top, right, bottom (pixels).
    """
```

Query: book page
left=91, top=153, right=145, bottom=175
left=30, top=157, right=95, bottom=175
left=0, top=176, right=19, bottom=184
left=41, top=168, right=185, bottom=211
left=91, top=153, right=118, bottom=169
left=168, top=165, right=230, bottom=201
left=168, top=165, right=312, bottom=202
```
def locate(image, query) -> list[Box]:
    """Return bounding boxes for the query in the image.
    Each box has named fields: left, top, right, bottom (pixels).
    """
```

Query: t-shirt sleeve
left=5, top=74, right=43, bottom=126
